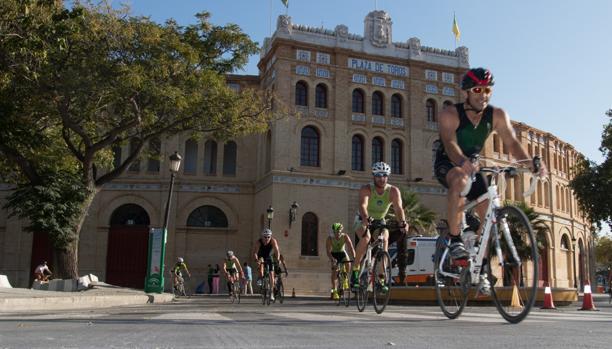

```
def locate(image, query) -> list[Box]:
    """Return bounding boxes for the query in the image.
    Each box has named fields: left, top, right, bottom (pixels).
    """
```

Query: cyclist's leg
left=353, top=227, right=370, bottom=286
left=268, top=261, right=276, bottom=299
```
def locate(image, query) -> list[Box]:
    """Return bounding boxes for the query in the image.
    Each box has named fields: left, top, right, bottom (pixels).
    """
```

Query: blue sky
left=115, top=0, right=611, bottom=164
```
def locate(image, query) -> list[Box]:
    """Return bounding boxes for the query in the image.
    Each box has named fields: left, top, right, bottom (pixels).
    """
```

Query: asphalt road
left=1, top=294, right=610, bottom=348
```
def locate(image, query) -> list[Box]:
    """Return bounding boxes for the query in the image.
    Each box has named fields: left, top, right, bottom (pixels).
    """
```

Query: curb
left=0, top=293, right=174, bottom=313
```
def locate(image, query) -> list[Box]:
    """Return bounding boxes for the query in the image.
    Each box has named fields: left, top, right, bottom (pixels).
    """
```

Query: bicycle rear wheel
left=373, top=251, right=391, bottom=314
left=434, top=243, right=470, bottom=319
left=356, top=271, right=368, bottom=312
left=488, top=205, right=538, bottom=324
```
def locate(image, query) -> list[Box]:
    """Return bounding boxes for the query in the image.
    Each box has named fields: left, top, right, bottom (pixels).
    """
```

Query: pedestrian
left=212, top=263, right=220, bottom=294
left=207, top=264, right=214, bottom=294
left=243, top=262, right=253, bottom=295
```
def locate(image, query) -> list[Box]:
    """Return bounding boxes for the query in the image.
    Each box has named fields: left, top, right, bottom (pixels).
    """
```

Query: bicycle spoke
left=373, top=251, right=391, bottom=314
left=488, top=205, right=538, bottom=324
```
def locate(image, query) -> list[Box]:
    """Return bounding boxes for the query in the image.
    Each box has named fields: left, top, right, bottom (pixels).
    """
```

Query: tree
left=386, top=187, right=438, bottom=286
left=0, top=1, right=275, bottom=278
left=570, top=109, right=612, bottom=231
left=594, top=235, right=612, bottom=266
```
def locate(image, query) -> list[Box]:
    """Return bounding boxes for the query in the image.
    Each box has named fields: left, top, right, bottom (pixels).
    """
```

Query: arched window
left=147, top=136, right=161, bottom=173
left=560, top=234, right=570, bottom=250
left=352, top=89, right=365, bottom=113
left=391, top=139, right=403, bottom=174
left=204, top=140, right=217, bottom=175
left=110, top=204, right=150, bottom=226
left=187, top=205, right=228, bottom=228
left=351, top=135, right=364, bottom=171
left=222, top=141, right=237, bottom=176
left=372, top=137, right=384, bottom=163
left=372, top=91, right=384, bottom=115
left=556, top=185, right=561, bottom=210
left=300, top=126, right=320, bottom=167
left=295, top=81, right=308, bottom=106
left=544, top=182, right=550, bottom=207
left=301, top=212, right=318, bottom=256
left=426, top=99, right=437, bottom=122
left=391, top=94, right=402, bottom=118
left=493, top=135, right=500, bottom=153
left=184, top=139, right=198, bottom=174
left=315, top=83, right=327, bottom=109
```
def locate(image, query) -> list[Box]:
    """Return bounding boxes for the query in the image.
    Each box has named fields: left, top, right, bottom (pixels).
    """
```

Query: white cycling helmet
left=226, top=250, right=234, bottom=258
left=372, top=162, right=391, bottom=176
left=261, top=228, right=272, bottom=237
left=177, top=257, right=184, bottom=263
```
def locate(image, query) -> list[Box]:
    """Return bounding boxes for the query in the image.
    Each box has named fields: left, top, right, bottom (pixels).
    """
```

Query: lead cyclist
left=434, top=67, right=548, bottom=294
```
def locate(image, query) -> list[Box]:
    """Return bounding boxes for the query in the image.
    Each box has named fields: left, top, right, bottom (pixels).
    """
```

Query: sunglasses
left=469, top=86, right=493, bottom=94
left=373, top=173, right=388, bottom=178
left=263, top=236, right=271, bottom=240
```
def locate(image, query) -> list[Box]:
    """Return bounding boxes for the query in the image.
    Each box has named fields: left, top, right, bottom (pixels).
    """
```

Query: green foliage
left=570, top=110, right=612, bottom=231
left=5, top=172, right=92, bottom=248
left=387, top=187, right=438, bottom=235
left=0, top=0, right=275, bottom=276
left=594, top=235, right=612, bottom=266
left=510, top=201, right=549, bottom=250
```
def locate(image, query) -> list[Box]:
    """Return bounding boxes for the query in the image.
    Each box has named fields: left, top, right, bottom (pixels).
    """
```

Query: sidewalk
left=0, top=283, right=174, bottom=313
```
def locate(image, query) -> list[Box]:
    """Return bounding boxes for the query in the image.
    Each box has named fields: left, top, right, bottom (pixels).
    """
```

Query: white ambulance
left=389, top=236, right=437, bottom=286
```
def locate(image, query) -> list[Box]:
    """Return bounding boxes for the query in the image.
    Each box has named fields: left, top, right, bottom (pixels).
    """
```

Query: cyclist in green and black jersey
left=222, top=251, right=244, bottom=296
left=326, top=223, right=355, bottom=300
left=172, top=257, right=191, bottom=289
left=435, top=67, right=547, bottom=264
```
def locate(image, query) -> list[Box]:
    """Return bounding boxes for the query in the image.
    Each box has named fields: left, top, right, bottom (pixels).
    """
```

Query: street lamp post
left=266, top=205, right=274, bottom=229
left=571, top=234, right=578, bottom=290
left=163, top=152, right=182, bottom=231
left=145, top=151, right=182, bottom=293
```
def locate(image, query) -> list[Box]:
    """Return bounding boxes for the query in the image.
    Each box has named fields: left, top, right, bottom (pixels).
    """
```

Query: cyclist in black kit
left=251, top=228, right=281, bottom=301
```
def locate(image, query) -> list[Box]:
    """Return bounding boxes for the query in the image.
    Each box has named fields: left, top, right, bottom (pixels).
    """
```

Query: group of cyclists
left=168, top=67, right=547, bottom=304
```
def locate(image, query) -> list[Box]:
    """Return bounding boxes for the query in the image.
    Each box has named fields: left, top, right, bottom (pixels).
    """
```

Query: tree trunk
left=53, top=190, right=97, bottom=279
left=53, top=241, right=79, bottom=279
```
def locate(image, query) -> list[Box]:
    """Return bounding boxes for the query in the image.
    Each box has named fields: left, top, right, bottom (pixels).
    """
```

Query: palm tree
left=386, top=187, right=438, bottom=286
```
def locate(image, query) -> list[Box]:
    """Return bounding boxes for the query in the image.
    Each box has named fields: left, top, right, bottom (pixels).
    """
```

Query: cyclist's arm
left=182, top=263, right=191, bottom=277
left=271, top=238, right=280, bottom=263
left=358, top=185, right=371, bottom=224
left=344, top=234, right=356, bottom=259
left=493, top=108, right=547, bottom=175
left=390, top=186, right=407, bottom=230
left=235, top=257, right=244, bottom=276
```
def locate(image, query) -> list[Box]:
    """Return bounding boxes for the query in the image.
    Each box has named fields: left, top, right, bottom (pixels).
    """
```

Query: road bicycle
left=258, top=259, right=273, bottom=306
left=273, top=270, right=286, bottom=304
left=355, top=221, right=392, bottom=314
left=229, top=277, right=242, bottom=304
left=434, top=156, right=542, bottom=324
left=172, top=273, right=188, bottom=297
left=334, top=260, right=352, bottom=307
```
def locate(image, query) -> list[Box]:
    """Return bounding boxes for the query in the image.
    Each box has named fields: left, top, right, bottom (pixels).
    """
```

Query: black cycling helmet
left=461, top=67, right=494, bottom=90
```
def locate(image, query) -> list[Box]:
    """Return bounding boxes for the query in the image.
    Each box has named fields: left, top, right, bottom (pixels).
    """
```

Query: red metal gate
left=105, top=226, right=149, bottom=289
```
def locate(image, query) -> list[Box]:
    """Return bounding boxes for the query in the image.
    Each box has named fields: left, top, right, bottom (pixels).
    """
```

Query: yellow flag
left=281, top=0, right=288, bottom=8
left=452, top=14, right=461, bottom=41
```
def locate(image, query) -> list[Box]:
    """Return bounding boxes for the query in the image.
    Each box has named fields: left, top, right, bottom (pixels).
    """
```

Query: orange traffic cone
left=541, top=283, right=556, bottom=309
left=578, top=281, right=599, bottom=311
left=510, top=284, right=523, bottom=309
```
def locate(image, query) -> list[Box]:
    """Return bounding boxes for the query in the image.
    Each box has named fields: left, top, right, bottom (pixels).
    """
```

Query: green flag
left=281, top=0, right=288, bottom=8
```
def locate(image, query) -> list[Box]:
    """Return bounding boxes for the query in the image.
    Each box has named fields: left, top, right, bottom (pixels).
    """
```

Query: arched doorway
left=106, top=204, right=150, bottom=289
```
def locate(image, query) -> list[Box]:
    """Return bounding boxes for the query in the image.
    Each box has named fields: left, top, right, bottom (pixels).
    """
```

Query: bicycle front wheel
left=356, top=271, right=368, bottom=312
left=373, top=251, right=391, bottom=314
left=488, top=205, right=538, bottom=324
left=339, top=271, right=351, bottom=307
left=434, top=241, right=470, bottom=319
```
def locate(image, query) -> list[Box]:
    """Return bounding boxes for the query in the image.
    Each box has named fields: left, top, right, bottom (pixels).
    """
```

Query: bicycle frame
left=439, top=165, right=540, bottom=285
left=358, top=226, right=387, bottom=286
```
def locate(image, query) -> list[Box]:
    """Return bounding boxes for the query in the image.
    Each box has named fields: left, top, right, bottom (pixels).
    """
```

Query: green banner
left=144, top=227, right=167, bottom=293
